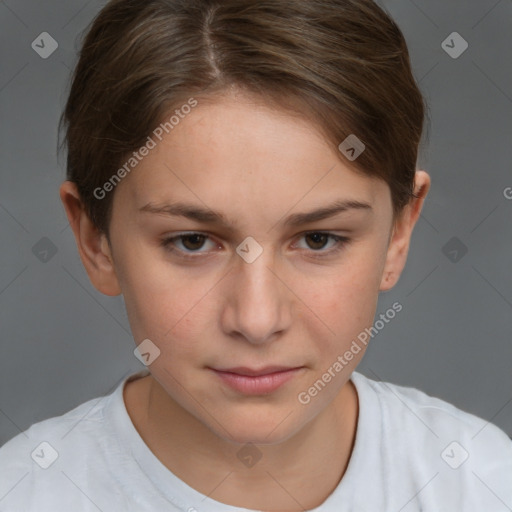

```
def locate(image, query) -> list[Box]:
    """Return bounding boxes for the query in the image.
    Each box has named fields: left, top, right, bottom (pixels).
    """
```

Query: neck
left=125, top=374, right=359, bottom=511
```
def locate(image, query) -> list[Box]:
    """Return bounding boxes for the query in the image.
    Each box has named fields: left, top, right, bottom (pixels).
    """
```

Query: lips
left=213, top=366, right=301, bottom=377
left=210, top=366, right=305, bottom=394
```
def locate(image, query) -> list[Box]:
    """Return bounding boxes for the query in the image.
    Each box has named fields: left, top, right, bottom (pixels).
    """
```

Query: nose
left=221, top=242, right=292, bottom=346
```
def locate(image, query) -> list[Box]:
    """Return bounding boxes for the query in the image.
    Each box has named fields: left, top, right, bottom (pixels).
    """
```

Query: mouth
left=209, top=366, right=305, bottom=395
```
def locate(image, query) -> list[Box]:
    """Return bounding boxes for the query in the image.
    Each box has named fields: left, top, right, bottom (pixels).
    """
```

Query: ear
left=379, top=170, right=431, bottom=291
left=59, top=181, right=122, bottom=296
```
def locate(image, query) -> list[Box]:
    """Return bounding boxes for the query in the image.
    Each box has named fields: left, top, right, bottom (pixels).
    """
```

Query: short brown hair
left=58, top=0, right=430, bottom=239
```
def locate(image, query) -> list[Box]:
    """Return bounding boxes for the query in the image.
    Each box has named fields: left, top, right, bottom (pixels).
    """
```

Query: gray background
left=0, top=0, right=511, bottom=447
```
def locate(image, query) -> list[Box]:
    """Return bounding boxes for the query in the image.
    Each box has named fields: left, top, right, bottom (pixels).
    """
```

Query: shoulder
left=0, top=389, right=109, bottom=460
left=352, top=371, right=512, bottom=450
left=0, top=380, right=123, bottom=511
left=350, top=371, right=512, bottom=508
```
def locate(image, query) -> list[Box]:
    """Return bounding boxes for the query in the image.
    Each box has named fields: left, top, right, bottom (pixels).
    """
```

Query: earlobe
left=379, top=170, right=431, bottom=292
left=378, top=219, right=409, bottom=292
left=59, top=181, right=122, bottom=297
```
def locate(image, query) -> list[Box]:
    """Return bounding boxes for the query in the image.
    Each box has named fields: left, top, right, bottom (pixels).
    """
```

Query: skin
left=60, top=88, right=430, bottom=511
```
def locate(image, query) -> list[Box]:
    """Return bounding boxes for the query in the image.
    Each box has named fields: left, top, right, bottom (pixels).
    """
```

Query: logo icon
left=31, top=32, right=59, bottom=59
left=236, top=237, right=263, bottom=264
left=237, top=443, right=263, bottom=468
left=441, top=441, right=469, bottom=469
left=32, top=237, right=58, bottom=263
left=338, top=134, right=366, bottom=162
left=31, top=441, right=59, bottom=469
left=442, top=32, right=468, bottom=59
left=134, top=338, right=161, bottom=366
left=442, top=237, right=468, bottom=263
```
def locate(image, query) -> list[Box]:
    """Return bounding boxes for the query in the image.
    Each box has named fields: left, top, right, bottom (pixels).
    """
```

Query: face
left=103, top=90, right=397, bottom=445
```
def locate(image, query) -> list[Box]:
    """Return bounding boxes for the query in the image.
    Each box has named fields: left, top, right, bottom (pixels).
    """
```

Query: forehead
left=114, top=92, right=391, bottom=224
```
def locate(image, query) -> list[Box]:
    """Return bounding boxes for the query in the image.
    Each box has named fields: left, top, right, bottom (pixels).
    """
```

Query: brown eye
left=161, top=232, right=216, bottom=257
left=179, top=234, right=207, bottom=251
left=295, top=232, right=351, bottom=257
left=305, top=232, right=330, bottom=250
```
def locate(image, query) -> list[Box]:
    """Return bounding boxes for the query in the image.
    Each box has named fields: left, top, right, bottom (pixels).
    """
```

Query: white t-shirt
left=1, top=369, right=511, bottom=512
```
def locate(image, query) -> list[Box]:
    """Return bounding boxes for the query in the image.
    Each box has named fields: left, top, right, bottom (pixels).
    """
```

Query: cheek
left=130, top=281, right=209, bottom=345
left=116, top=247, right=214, bottom=348
left=297, top=251, right=383, bottom=353
left=305, top=257, right=381, bottom=318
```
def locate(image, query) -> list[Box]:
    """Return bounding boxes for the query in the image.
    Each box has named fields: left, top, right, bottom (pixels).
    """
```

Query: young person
left=1, top=0, right=511, bottom=510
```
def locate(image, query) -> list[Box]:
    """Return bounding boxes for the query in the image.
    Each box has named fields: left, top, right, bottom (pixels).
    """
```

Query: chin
left=209, top=410, right=306, bottom=447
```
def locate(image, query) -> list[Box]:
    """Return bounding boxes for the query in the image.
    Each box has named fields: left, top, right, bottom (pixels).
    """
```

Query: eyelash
left=160, top=231, right=350, bottom=261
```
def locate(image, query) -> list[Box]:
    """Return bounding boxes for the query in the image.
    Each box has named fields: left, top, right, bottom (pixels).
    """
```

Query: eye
left=160, top=231, right=350, bottom=260
left=161, top=232, right=216, bottom=257
left=295, top=232, right=350, bottom=256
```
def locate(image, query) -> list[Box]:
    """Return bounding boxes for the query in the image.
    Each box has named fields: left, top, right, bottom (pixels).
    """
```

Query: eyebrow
left=139, top=198, right=373, bottom=230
